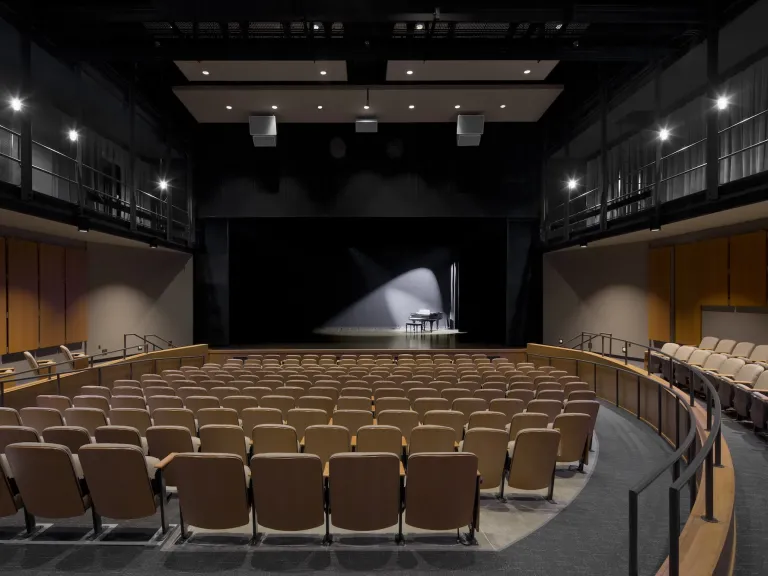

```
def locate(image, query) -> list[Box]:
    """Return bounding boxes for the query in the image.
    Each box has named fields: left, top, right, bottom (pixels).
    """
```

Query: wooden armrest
left=37, top=359, right=56, bottom=365
left=156, top=452, right=177, bottom=470
left=733, top=380, right=753, bottom=386
left=72, top=353, right=86, bottom=358
left=689, top=362, right=703, bottom=367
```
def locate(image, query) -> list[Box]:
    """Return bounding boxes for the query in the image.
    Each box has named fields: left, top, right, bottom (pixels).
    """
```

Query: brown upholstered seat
left=467, top=410, right=507, bottom=431
left=63, top=407, right=108, bottom=436
left=250, top=453, right=325, bottom=537
left=184, top=396, right=221, bottom=415
left=0, top=426, right=41, bottom=478
left=489, top=398, right=524, bottom=425
left=405, top=453, right=478, bottom=536
left=563, top=400, right=601, bottom=443
left=200, top=424, right=250, bottom=463
left=452, top=398, right=488, bottom=424
left=222, top=395, right=260, bottom=415
left=80, top=386, right=111, bottom=399
left=197, top=407, right=240, bottom=428
left=376, top=397, right=410, bottom=413
left=356, top=425, right=402, bottom=455
left=536, top=390, right=566, bottom=402
left=552, top=414, right=591, bottom=469
left=473, top=389, right=504, bottom=403
left=251, top=424, right=299, bottom=455
left=413, top=397, right=450, bottom=421
left=296, top=396, right=334, bottom=419
left=241, top=387, right=274, bottom=401
left=95, top=425, right=147, bottom=453
left=146, top=395, right=185, bottom=413
left=526, top=399, right=562, bottom=424
left=507, top=412, right=549, bottom=443
left=329, top=453, right=401, bottom=538
left=407, top=388, right=440, bottom=404
left=304, top=425, right=350, bottom=464
left=6, top=443, right=99, bottom=533
left=409, top=425, right=455, bottom=455
left=332, top=409, right=373, bottom=435
left=146, top=426, right=200, bottom=485
left=376, top=410, right=419, bottom=444
left=306, top=387, right=339, bottom=404
left=242, top=407, right=284, bottom=433
left=259, top=395, right=295, bottom=420
left=567, top=390, right=597, bottom=402
left=440, top=388, right=471, bottom=405
left=287, top=409, right=328, bottom=440
left=173, top=453, right=252, bottom=540
left=373, top=388, right=406, bottom=401
left=152, top=407, right=198, bottom=436
left=340, top=387, right=373, bottom=399
left=0, top=408, right=22, bottom=427
left=42, top=426, right=92, bottom=453
left=73, top=395, right=111, bottom=414
left=461, top=427, right=508, bottom=490
left=177, top=386, right=208, bottom=401
left=504, top=429, right=560, bottom=500
left=423, top=410, right=465, bottom=443
left=563, top=382, right=590, bottom=396
left=337, top=396, right=372, bottom=411
left=144, top=386, right=177, bottom=399
left=111, top=396, right=147, bottom=410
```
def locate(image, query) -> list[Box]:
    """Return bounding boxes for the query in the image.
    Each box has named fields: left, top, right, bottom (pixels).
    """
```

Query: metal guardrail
left=549, top=332, right=723, bottom=576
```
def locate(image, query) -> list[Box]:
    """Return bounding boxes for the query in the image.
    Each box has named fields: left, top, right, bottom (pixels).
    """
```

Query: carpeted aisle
left=0, top=402, right=680, bottom=575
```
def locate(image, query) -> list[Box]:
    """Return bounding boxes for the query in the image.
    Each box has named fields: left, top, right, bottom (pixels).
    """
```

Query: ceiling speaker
left=356, top=118, right=378, bottom=133
left=249, top=115, right=277, bottom=147
left=456, top=114, right=485, bottom=147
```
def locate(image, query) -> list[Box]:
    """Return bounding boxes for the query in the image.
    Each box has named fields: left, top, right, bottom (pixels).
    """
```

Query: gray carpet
left=0, top=403, right=680, bottom=575
left=722, top=418, right=768, bottom=576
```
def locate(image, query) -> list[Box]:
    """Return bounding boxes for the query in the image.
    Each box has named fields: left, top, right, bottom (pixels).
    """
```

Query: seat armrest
left=689, top=362, right=703, bottom=367
left=37, top=359, right=56, bottom=366
left=72, top=353, right=86, bottom=358
left=733, top=380, right=754, bottom=386
left=156, top=452, right=177, bottom=470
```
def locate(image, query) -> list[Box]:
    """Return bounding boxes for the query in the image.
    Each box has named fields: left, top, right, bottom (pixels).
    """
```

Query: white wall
left=543, top=242, right=648, bottom=357
left=87, top=243, right=193, bottom=355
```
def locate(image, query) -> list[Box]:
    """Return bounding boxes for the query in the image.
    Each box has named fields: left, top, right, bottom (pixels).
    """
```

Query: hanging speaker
left=249, top=115, right=277, bottom=147
left=456, top=115, right=484, bottom=147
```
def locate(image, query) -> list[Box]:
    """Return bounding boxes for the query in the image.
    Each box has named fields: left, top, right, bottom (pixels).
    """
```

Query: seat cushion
left=145, top=456, right=160, bottom=478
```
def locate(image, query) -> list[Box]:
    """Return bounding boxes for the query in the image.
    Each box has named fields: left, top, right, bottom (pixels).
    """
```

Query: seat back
left=241, top=407, right=283, bottom=434
left=63, top=407, right=107, bottom=436
left=702, top=353, right=728, bottom=371
left=80, top=386, right=111, bottom=399
left=698, top=336, right=719, bottom=350
left=36, top=395, right=73, bottom=413
left=196, top=407, right=239, bottom=428
left=508, top=412, right=549, bottom=438
left=332, top=409, right=373, bottom=436
left=250, top=453, right=324, bottom=531
left=474, top=389, right=504, bottom=402
left=286, top=409, right=328, bottom=440
left=536, top=390, right=566, bottom=402
left=452, top=398, right=488, bottom=423
left=714, top=339, right=737, bottom=355
left=461, top=427, right=508, bottom=489
left=733, top=363, right=764, bottom=385
left=688, top=349, right=712, bottom=366
left=441, top=388, right=471, bottom=405
left=526, top=399, right=562, bottom=424
left=507, top=429, right=561, bottom=490
left=673, top=346, right=696, bottom=362
left=329, top=453, right=401, bottom=531
left=413, top=397, right=450, bottom=421
left=337, top=396, right=371, bottom=411
left=185, top=396, right=221, bottom=415
left=356, top=425, right=402, bottom=455
left=259, top=395, right=295, bottom=419
left=659, top=342, right=680, bottom=356
left=718, top=357, right=746, bottom=378
left=221, top=396, right=259, bottom=415
left=376, top=410, right=419, bottom=444
left=6, top=443, right=87, bottom=518
left=0, top=408, right=21, bottom=427
left=152, top=407, right=197, bottom=435
left=303, top=425, right=350, bottom=464
left=405, top=453, right=477, bottom=530
left=375, top=397, right=410, bottom=413
left=72, top=395, right=111, bottom=414
left=296, top=396, right=334, bottom=419
left=731, top=342, right=756, bottom=359
left=567, top=390, right=597, bottom=402
left=506, top=389, right=535, bottom=407
left=41, top=426, right=91, bottom=453
left=173, top=453, right=250, bottom=529
left=751, top=371, right=768, bottom=392
left=241, top=387, right=274, bottom=401
left=111, top=396, right=147, bottom=410
left=23, top=351, right=39, bottom=371
left=489, top=398, right=524, bottom=423
left=251, top=424, right=298, bottom=455
left=145, top=426, right=195, bottom=485
left=552, top=413, right=591, bottom=462
left=20, top=407, right=64, bottom=434
left=95, top=425, right=143, bottom=449
left=467, top=410, right=507, bottom=431
left=422, top=410, right=464, bottom=442
left=200, top=424, right=248, bottom=462
left=0, top=426, right=41, bottom=451
left=306, top=387, right=339, bottom=404
left=59, top=345, right=76, bottom=368
left=409, top=425, right=455, bottom=454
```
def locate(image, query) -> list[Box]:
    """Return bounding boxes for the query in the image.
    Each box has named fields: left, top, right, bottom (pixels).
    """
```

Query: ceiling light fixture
left=567, top=178, right=577, bottom=190
left=455, top=105, right=461, bottom=109
left=317, top=105, right=323, bottom=109
left=408, top=105, right=415, bottom=109
left=580, top=241, right=588, bottom=248
left=364, top=105, right=370, bottom=110
left=523, top=69, right=531, bottom=75
left=364, top=88, right=370, bottom=111
left=651, top=226, right=661, bottom=232
left=500, top=104, right=506, bottom=109
left=659, top=128, right=670, bottom=141
left=68, top=129, right=79, bottom=142
left=716, top=96, right=729, bottom=110
left=10, top=97, right=22, bottom=112
left=149, top=238, right=158, bottom=249
left=313, top=24, right=319, bottom=30
left=320, top=70, right=327, bottom=76
left=271, top=105, right=278, bottom=110
left=406, top=70, right=413, bottom=75
left=415, top=23, right=424, bottom=30
left=202, top=70, right=210, bottom=76
left=78, top=224, right=88, bottom=233
left=225, top=105, right=232, bottom=110
left=158, top=179, right=168, bottom=191
left=555, top=23, right=563, bottom=30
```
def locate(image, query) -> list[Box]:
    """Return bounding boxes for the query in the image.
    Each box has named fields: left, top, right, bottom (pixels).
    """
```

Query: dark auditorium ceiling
left=0, top=0, right=757, bottom=146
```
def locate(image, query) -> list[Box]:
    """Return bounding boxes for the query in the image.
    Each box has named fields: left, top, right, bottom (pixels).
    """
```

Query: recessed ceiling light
left=271, top=105, right=278, bottom=110
left=454, top=105, right=461, bottom=109
left=408, top=105, right=415, bottom=109
left=500, top=104, right=506, bottom=109
left=555, top=23, right=563, bottom=30
left=523, top=69, right=531, bottom=74
left=225, top=105, right=232, bottom=110
left=313, top=24, right=319, bottom=30
left=318, top=105, right=323, bottom=110
left=415, top=23, right=424, bottom=30
left=364, top=105, right=370, bottom=110
left=320, top=70, right=327, bottom=76
left=406, top=70, right=413, bottom=75
left=202, top=70, right=210, bottom=75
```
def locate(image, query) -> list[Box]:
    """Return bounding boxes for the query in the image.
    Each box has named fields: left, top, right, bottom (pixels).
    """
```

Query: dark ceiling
left=0, top=0, right=757, bottom=150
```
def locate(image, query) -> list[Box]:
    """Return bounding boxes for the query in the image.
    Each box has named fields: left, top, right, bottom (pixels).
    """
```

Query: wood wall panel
left=730, top=231, right=767, bottom=306
left=65, top=247, right=88, bottom=343
left=675, top=239, right=729, bottom=345
left=7, top=239, right=39, bottom=353
left=0, top=238, right=6, bottom=354
left=648, top=247, right=672, bottom=342
left=39, top=244, right=66, bottom=348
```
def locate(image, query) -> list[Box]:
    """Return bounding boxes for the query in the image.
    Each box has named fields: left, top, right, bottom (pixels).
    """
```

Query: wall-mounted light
left=10, top=97, right=22, bottom=112
left=158, top=179, right=168, bottom=191
left=716, top=96, right=729, bottom=110
left=658, top=128, right=670, bottom=141
left=68, top=129, right=79, bottom=142
left=567, top=178, right=578, bottom=190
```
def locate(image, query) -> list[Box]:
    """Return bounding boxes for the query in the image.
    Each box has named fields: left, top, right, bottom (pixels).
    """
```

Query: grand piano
left=408, top=310, right=445, bottom=332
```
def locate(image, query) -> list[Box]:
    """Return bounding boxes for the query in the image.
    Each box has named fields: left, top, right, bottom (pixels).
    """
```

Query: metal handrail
left=562, top=332, right=723, bottom=576
left=0, top=123, right=21, bottom=137
left=124, top=333, right=164, bottom=355
left=144, top=334, right=174, bottom=351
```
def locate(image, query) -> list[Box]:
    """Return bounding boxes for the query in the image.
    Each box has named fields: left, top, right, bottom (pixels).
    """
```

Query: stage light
left=158, top=179, right=168, bottom=191
left=500, top=104, right=506, bottom=109
left=567, top=178, right=577, bottom=190
left=580, top=241, right=588, bottom=248
left=716, top=96, right=729, bottom=110
left=415, top=23, right=424, bottom=30
left=10, top=97, right=22, bottom=112
left=364, top=105, right=370, bottom=110
left=68, top=129, right=79, bottom=142
left=271, top=105, right=278, bottom=110
left=317, top=105, right=323, bottom=109
left=454, top=105, right=461, bottom=109
left=320, top=70, right=327, bottom=76
left=524, top=69, right=531, bottom=74
left=406, top=70, right=413, bottom=75
left=658, top=128, right=670, bottom=141
left=202, top=70, right=210, bottom=76
left=225, top=105, right=232, bottom=110
left=408, top=105, right=415, bottom=109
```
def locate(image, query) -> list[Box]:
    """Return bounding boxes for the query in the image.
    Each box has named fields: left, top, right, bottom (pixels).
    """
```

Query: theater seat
left=0, top=408, right=22, bottom=427
left=734, top=371, right=768, bottom=421
left=503, top=429, right=560, bottom=501
left=356, top=425, right=402, bottom=455
left=376, top=410, right=419, bottom=444
left=303, top=425, right=350, bottom=465
left=146, top=426, right=201, bottom=487
left=719, top=363, right=764, bottom=410
left=42, top=426, right=92, bottom=453
left=461, top=427, right=508, bottom=490
left=409, top=425, right=455, bottom=455
left=423, top=410, right=464, bottom=443
left=200, top=424, right=251, bottom=463
left=251, top=424, right=299, bottom=455
left=467, top=410, right=507, bottom=432
left=20, top=407, right=64, bottom=436
left=507, top=413, right=549, bottom=451
left=552, top=413, right=591, bottom=470
left=95, top=425, right=148, bottom=455
left=0, top=426, right=42, bottom=478
left=727, top=342, right=755, bottom=359
left=713, top=339, right=737, bottom=355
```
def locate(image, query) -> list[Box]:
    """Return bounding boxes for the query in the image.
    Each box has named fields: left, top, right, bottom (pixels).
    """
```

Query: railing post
left=687, top=422, right=697, bottom=511
left=705, top=0, right=720, bottom=202
left=123, top=334, right=127, bottom=359
left=615, top=369, right=619, bottom=406
left=56, top=373, right=61, bottom=395
left=706, top=386, right=712, bottom=431
left=669, top=488, right=680, bottom=576
left=715, top=427, right=722, bottom=467
left=1, top=379, right=4, bottom=407
left=599, top=75, right=609, bottom=231
left=624, top=341, right=628, bottom=365
left=657, top=385, right=663, bottom=436
left=629, top=490, right=638, bottom=575
left=19, top=30, right=32, bottom=201
left=704, top=447, right=715, bottom=522
left=636, top=375, right=641, bottom=419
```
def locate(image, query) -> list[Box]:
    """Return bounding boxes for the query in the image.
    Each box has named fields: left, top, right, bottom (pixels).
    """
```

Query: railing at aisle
left=529, top=335, right=724, bottom=576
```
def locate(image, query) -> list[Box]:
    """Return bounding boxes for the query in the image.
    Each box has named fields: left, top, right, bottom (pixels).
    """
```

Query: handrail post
left=673, top=399, right=681, bottom=481
left=636, top=375, right=641, bottom=420
left=657, top=384, right=663, bottom=436
left=688, top=427, right=697, bottom=511
left=615, top=369, right=619, bottom=406
left=56, top=373, right=61, bottom=395
left=704, top=447, right=715, bottom=522
left=123, top=334, right=127, bottom=359
left=629, top=490, right=638, bottom=575
left=715, top=427, right=722, bottom=467
left=669, top=488, right=680, bottom=576
left=706, top=386, right=712, bottom=431
left=624, top=340, right=628, bottom=365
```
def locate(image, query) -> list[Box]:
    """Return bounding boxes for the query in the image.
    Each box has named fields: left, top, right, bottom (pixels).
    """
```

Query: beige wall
left=543, top=242, right=648, bottom=357
left=87, top=243, right=193, bottom=355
